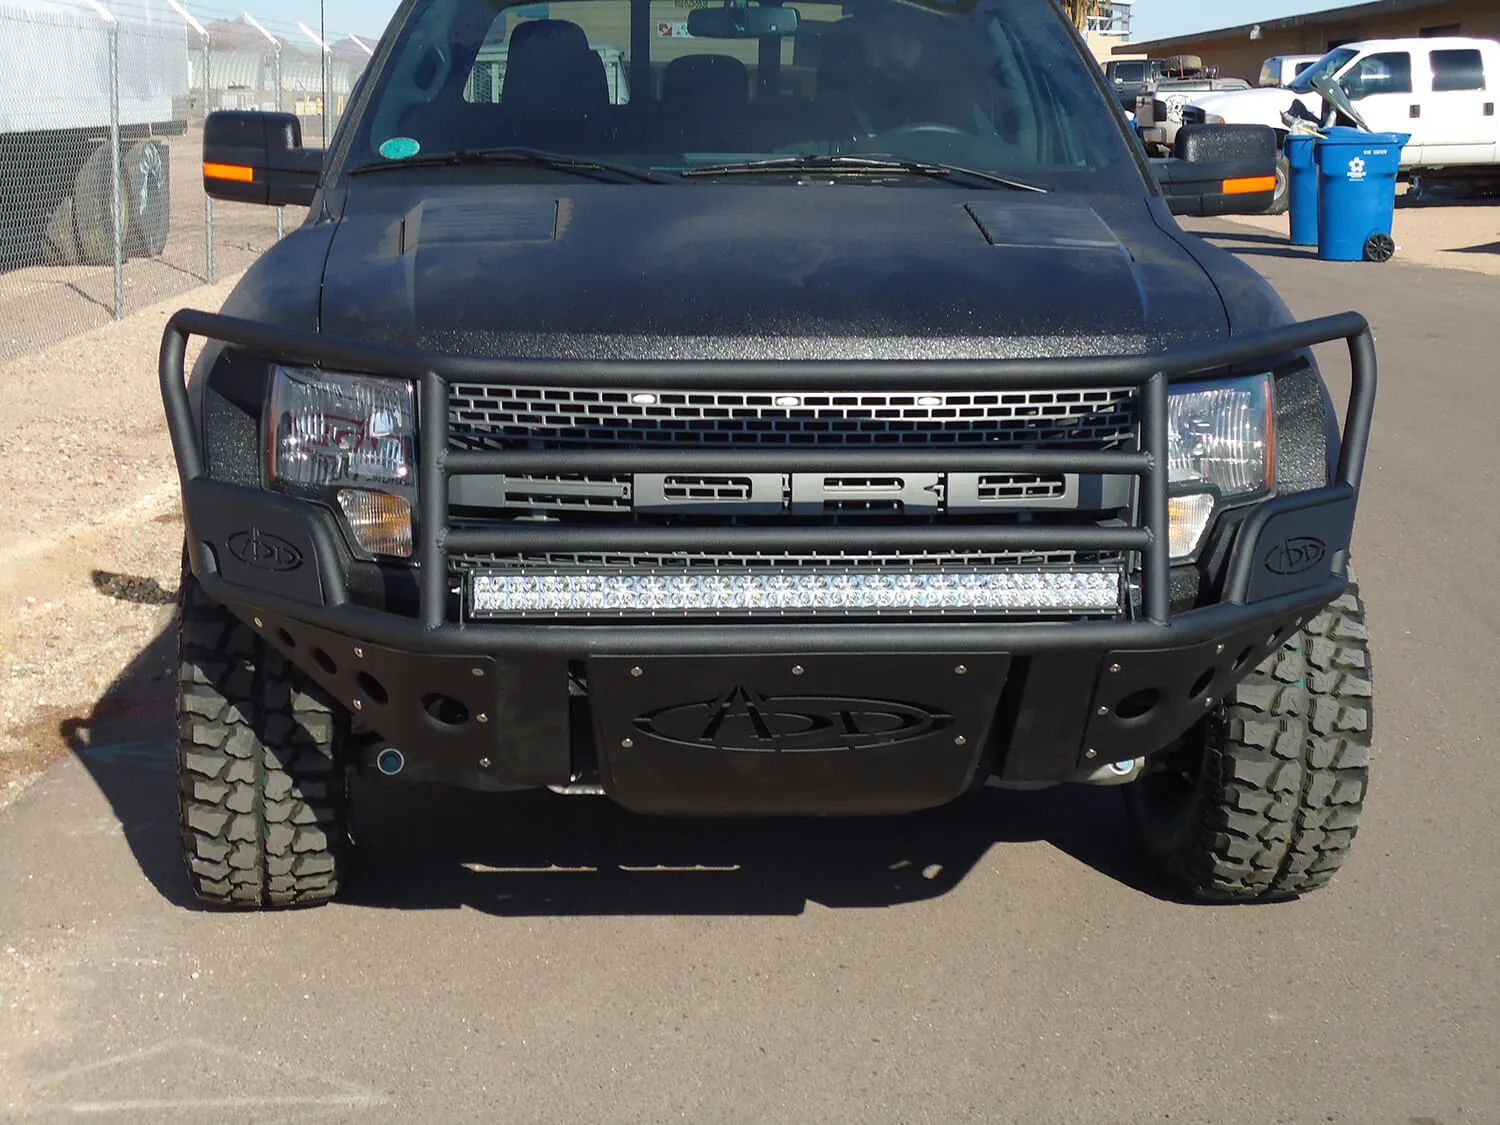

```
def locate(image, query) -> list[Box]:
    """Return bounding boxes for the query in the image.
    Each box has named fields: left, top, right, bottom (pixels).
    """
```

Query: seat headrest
left=500, top=19, right=609, bottom=116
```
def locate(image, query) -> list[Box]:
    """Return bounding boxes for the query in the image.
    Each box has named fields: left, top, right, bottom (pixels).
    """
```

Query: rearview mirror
left=686, top=4, right=798, bottom=38
left=203, top=111, right=323, bottom=207
left=1153, top=123, right=1278, bottom=217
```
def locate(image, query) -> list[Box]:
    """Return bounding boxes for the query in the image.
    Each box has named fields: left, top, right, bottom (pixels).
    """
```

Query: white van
left=1258, top=55, right=1323, bottom=88
left=1190, top=37, right=1500, bottom=208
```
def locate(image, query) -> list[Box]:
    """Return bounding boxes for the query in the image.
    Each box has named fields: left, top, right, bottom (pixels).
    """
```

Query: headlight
left=1167, top=374, right=1274, bottom=558
left=268, top=366, right=416, bottom=557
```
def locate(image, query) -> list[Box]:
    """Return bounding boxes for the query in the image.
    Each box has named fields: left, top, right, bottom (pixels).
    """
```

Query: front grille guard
left=159, top=310, right=1376, bottom=632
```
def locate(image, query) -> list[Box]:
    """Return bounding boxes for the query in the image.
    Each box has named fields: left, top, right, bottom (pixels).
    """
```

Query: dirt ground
left=0, top=276, right=240, bottom=806
left=1227, top=189, right=1500, bottom=276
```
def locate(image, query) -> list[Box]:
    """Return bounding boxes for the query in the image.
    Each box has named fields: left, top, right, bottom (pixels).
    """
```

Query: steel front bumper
left=161, top=311, right=1375, bottom=815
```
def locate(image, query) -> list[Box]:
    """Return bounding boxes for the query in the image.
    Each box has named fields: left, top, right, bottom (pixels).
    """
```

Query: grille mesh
left=448, top=386, right=1137, bottom=449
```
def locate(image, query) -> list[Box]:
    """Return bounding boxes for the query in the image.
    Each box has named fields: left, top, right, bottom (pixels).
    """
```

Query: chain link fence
left=1, top=3, right=368, bottom=362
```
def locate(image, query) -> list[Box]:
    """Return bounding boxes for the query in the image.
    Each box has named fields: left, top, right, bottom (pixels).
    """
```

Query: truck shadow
left=58, top=617, right=1184, bottom=918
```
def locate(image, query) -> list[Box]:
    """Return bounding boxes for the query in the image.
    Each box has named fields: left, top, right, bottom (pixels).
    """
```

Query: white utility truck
left=1188, top=37, right=1500, bottom=207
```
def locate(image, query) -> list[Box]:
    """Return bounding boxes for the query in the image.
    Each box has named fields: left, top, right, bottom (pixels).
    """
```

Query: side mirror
left=203, top=111, right=324, bottom=207
left=1152, top=123, right=1278, bottom=217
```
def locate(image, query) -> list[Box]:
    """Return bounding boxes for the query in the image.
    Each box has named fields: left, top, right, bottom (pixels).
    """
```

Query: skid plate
left=588, top=653, right=1010, bottom=816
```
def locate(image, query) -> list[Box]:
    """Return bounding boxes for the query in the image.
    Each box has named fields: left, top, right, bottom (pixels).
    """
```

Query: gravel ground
left=0, top=276, right=241, bottom=805
left=1225, top=190, right=1500, bottom=275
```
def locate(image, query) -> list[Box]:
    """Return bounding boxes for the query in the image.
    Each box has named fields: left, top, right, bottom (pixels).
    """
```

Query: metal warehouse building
left=1117, top=0, right=1500, bottom=84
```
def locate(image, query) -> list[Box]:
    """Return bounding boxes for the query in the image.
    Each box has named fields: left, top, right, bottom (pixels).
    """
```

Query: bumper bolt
left=471, top=667, right=485, bottom=678
left=354, top=647, right=364, bottom=659
left=621, top=737, right=634, bottom=749
left=630, top=666, right=643, bottom=678
left=1085, top=748, right=1098, bottom=759
left=351, top=699, right=362, bottom=711
left=791, top=665, right=804, bottom=676
left=954, top=735, right=967, bottom=747
left=1204, top=697, right=1216, bottom=709
left=954, top=664, right=967, bottom=675
left=1097, top=705, right=1110, bottom=716
left=253, top=616, right=263, bottom=628
left=1109, top=663, right=1121, bottom=674
left=476, top=713, right=489, bottom=724
left=479, top=757, right=491, bottom=768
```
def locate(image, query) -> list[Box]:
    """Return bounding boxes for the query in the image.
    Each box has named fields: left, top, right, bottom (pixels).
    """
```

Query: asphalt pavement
left=2, top=220, right=1498, bottom=1124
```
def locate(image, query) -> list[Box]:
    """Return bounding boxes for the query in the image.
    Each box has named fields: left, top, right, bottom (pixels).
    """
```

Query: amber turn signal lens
left=337, top=489, right=413, bottom=558
left=203, top=162, right=254, bottom=183
left=1168, top=493, right=1216, bottom=559
left=1221, top=175, right=1277, bottom=195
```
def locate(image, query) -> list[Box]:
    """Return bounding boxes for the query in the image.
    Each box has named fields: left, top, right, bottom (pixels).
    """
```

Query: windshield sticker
left=379, top=137, right=421, bottom=161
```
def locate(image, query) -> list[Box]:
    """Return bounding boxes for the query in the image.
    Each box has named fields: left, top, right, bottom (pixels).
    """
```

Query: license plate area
left=587, top=654, right=1010, bottom=816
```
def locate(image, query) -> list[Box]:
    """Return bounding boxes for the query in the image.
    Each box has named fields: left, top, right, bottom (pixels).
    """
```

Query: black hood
left=316, top=182, right=1228, bottom=360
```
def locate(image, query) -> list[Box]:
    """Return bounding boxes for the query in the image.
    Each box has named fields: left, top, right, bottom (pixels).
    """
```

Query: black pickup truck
left=162, top=0, right=1375, bottom=910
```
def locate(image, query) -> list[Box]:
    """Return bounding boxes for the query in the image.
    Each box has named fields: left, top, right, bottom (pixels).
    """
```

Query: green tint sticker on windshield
left=379, top=137, right=421, bottom=161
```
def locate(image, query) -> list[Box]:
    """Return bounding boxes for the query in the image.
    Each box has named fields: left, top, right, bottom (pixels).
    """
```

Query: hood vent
left=966, top=201, right=1122, bottom=252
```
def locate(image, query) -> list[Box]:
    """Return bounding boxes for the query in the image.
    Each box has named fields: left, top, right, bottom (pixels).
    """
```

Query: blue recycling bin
left=1284, top=132, right=1320, bottom=247
left=1314, top=128, right=1411, bottom=262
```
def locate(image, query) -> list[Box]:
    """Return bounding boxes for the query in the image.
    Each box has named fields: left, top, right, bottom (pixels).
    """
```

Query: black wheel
left=1125, top=581, right=1372, bottom=903
left=1267, top=152, right=1291, bottom=215
left=177, top=570, right=350, bottom=908
left=1363, top=233, right=1396, bottom=263
left=41, top=196, right=81, bottom=266
left=122, top=139, right=171, bottom=258
left=72, top=141, right=122, bottom=267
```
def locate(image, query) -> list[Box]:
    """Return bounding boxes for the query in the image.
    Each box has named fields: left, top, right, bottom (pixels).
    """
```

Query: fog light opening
left=422, top=693, right=470, bottom=728
left=1115, top=689, right=1161, bottom=721
left=356, top=672, right=389, bottom=706
left=1189, top=667, right=1216, bottom=701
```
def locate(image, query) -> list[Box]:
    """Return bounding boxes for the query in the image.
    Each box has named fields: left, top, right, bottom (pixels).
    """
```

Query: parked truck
left=1188, top=37, right=1500, bottom=209
left=0, top=0, right=188, bottom=269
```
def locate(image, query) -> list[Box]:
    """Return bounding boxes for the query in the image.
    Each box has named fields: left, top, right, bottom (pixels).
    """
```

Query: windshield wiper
left=350, top=147, right=674, bottom=185
left=679, top=154, right=1048, bottom=193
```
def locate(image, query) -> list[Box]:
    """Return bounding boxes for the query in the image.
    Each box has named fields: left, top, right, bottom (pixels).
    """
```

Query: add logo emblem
left=227, top=528, right=303, bottom=572
left=1264, top=536, right=1326, bottom=576
left=1347, top=157, right=1367, bottom=181
left=636, top=686, right=950, bottom=753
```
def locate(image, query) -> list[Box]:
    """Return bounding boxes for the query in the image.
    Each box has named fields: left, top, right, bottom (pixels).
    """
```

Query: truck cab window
left=1430, top=49, right=1486, bottom=93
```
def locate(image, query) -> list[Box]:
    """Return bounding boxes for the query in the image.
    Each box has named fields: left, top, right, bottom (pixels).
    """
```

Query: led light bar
left=468, top=569, right=1122, bottom=618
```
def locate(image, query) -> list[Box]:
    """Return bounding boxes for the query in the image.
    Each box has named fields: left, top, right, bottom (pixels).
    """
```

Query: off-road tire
left=1125, top=582, right=1372, bottom=902
left=1268, top=152, right=1291, bottom=215
left=177, top=574, right=349, bottom=908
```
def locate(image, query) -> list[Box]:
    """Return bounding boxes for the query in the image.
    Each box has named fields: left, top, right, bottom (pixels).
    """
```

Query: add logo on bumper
left=637, top=686, right=951, bottom=753
left=226, top=528, right=304, bottom=572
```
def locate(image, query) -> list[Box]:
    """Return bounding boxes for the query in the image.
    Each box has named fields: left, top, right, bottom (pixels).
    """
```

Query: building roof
left=1115, top=0, right=1456, bottom=56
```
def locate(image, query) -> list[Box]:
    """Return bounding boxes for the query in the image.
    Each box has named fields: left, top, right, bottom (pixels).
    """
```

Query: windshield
left=1287, top=47, right=1358, bottom=92
left=346, top=0, right=1139, bottom=190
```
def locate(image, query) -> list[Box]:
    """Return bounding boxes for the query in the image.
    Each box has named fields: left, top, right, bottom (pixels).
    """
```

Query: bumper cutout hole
left=1115, top=689, right=1160, bottom=720
left=313, top=648, right=337, bottom=676
left=1233, top=645, right=1255, bottom=673
left=1189, top=668, right=1216, bottom=701
left=357, top=672, right=388, bottom=707
left=423, top=693, right=470, bottom=728
left=277, top=628, right=296, bottom=649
